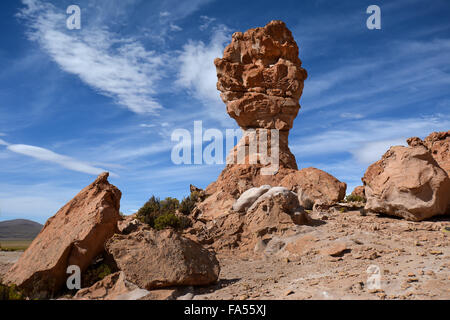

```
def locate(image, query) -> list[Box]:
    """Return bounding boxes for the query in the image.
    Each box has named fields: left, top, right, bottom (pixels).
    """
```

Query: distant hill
left=0, top=219, right=43, bottom=240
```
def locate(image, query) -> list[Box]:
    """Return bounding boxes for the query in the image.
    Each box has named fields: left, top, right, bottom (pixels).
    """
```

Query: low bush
left=179, top=191, right=201, bottom=215
left=0, top=283, right=25, bottom=300
left=137, top=196, right=191, bottom=230
left=154, top=213, right=182, bottom=231
left=136, top=196, right=163, bottom=227
left=82, top=263, right=113, bottom=288
left=345, top=194, right=366, bottom=203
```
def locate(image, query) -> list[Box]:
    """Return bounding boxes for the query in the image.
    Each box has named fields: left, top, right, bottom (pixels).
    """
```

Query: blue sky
left=0, top=0, right=449, bottom=224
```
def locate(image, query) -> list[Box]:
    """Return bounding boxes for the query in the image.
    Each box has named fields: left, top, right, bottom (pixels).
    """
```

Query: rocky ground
left=193, top=207, right=449, bottom=300
left=192, top=209, right=449, bottom=300
left=1, top=208, right=448, bottom=300
left=0, top=252, right=21, bottom=279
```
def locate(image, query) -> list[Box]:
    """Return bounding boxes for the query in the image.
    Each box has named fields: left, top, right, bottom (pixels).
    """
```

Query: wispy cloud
left=302, top=38, right=450, bottom=114
left=292, top=114, right=450, bottom=165
left=199, top=15, right=216, bottom=31
left=1, top=140, right=114, bottom=176
left=176, top=25, right=234, bottom=126
left=18, top=0, right=165, bottom=114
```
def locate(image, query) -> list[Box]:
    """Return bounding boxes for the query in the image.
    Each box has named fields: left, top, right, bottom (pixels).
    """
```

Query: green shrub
left=0, top=283, right=25, bottom=300
left=137, top=196, right=190, bottom=230
left=345, top=194, right=366, bottom=203
left=160, top=197, right=180, bottom=215
left=179, top=191, right=201, bottom=215
left=154, top=213, right=183, bottom=231
left=81, top=262, right=113, bottom=288
left=136, top=196, right=162, bottom=227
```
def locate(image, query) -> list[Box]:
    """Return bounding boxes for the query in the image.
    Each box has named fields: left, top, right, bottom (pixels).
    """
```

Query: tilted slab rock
left=106, top=227, right=220, bottom=290
left=363, top=141, right=450, bottom=221
left=4, top=172, right=121, bottom=298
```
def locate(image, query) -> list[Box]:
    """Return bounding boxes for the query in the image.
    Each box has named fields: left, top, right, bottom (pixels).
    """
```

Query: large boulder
left=4, top=173, right=121, bottom=298
left=423, top=130, right=450, bottom=176
left=362, top=141, right=450, bottom=221
left=351, top=186, right=366, bottom=199
left=106, top=227, right=220, bottom=290
left=280, top=167, right=347, bottom=209
left=245, top=187, right=309, bottom=237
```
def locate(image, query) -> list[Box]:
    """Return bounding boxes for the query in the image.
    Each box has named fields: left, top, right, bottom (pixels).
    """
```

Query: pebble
left=285, top=290, right=294, bottom=296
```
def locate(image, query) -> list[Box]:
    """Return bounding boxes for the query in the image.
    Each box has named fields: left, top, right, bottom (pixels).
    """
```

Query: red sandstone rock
left=423, top=130, right=450, bottom=176
left=4, top=173, right=121, bottom=298
left=363, top=141, right=450, bottom=221
left=73, top=271, right=149, bottom=301
left=199, top=21, right=307, bottom=221
left=106, top=227, right=220, bottom=290
left=351, top=186, right=366, bottom=200
left=215, top=20, right=307, bottom=131
left=280, top=167, right=347, bottom=209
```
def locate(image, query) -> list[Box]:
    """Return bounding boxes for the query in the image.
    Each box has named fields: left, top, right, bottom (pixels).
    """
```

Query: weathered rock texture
left=4, top=173, right=121, bottom=297
left=193, top=21, right=346, bottom=254
left=280, top=167, right=347, bottom=209
left=424, top=130, right=450, bottom=176
left=73, top=272, right=149, bottom=301
left=363, top=139, right=450, bottom=221
left=215, top=20, right=307, bottom=131
left=106, top=227, right=220, bottom=290
left=351, top=186, right=366, bottom=200
left=198, top=21, right=310, bottom=220
left=187, top=187, right=310, bottom=254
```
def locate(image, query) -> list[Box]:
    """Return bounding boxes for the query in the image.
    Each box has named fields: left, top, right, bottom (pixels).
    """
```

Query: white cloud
left=292, top=114, right=450, bottom=164
left=199, top=15, right=216, bottom=31
left=18, top=0, right=165, bottom=114
left=351, top=139, right=406, bottom=164
left=0, top=139, right=9, bottom=146
left=340, top=112, right=364, bottom=119
left=140, top=124, right=156, bottom=128
left=160, top=11, right=170, bottom=17
left=176, top=25, right=233, bottom=126
left=170, top=23, right=182, bottom=32
left=3, top=141, right=114, bottom=176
